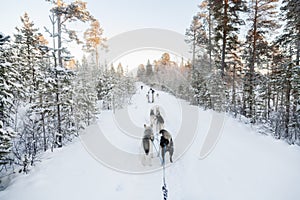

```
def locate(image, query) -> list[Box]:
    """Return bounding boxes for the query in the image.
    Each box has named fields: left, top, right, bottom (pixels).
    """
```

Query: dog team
left=142, top=106, right=174, bottom=166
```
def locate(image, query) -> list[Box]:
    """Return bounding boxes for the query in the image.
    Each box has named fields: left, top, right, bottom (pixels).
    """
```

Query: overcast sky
left=1, top=0, right=199, bottom=67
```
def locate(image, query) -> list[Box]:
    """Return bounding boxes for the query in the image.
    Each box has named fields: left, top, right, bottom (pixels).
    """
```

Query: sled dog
left=159, top=129, right=174, bottom=164
left=155, top=108, right=164, bottom=132
left=150, top=109, right=156, bottom=127
left=142, top=124, right=154, bottom=166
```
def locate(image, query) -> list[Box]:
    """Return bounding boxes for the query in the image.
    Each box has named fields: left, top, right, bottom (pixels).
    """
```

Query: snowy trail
left=1, top=82, right=300, bottom=200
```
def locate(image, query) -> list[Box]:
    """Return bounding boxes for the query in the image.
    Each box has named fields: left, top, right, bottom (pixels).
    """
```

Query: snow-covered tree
left=13, top=13, right=47, bottom=103
left=73, top=59, right=98, bottom=127
left=243, top=0, right=280, bottom=121
left=280, top=0, right=300, bottom=66
left=145, top=60, right=153, bottom=77
left=226, top=36, right=243, bottom=117
left=279, top=0, right=300, bottom=143
left=117, top=63, right=124, bottom=77
left=45, top=0, right=94, bottom=146
left=136, top=64, right=146, bottom=80
left=0, top=33, right=16, bottom=166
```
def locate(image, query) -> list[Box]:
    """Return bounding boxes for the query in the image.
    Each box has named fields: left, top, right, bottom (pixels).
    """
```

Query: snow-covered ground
left=1, top=83, right=300, bottom=200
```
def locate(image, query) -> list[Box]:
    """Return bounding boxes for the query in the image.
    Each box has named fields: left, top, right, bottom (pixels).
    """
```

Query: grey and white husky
left=155, top=107, right=164, bottom=132
left=159, top=129, right=174, bottom=164
left=142, top=124, right=154, bottom=165
left=150, top=108, right=156, bottom=127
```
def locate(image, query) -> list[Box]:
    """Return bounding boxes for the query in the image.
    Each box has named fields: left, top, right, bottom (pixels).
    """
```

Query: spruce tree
left=14, top=13, right=44, bottom=103
left=280, top=0, right=300, bottom=143
left=0, top=33, right=16, bottom=166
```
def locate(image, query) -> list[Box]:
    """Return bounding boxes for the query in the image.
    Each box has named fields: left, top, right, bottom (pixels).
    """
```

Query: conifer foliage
left=0, top=0, right=117, bottom=177
left=0, top=33, right=16, bottom=166
left=186, top=0, right=300, bottom=144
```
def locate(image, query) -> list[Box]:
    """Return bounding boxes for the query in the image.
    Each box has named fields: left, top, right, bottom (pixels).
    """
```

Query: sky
left=0, top=0, right=199, bottom=68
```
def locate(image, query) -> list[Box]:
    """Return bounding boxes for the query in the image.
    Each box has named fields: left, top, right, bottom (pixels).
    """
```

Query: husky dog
left=150, top=109, right=156, bottom=127
left=155, top=108, right=164, bottom=132
left=142, top=124, right=154, bottom=165
left=159, top=129, right=174, bottom=164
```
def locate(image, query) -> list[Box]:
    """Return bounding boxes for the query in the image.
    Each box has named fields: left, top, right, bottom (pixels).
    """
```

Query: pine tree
left=13, top=13, right=57, bottom=153
left=207, top=71, right=226, bottom=112
left=74, top=60, right=98, bottom=127
left=267, top=46, right=286, bottom=138
left=0, top=33, right=16, bottom=166
left=145, top=60, right=153, bottom=77
left=45, top=0, right=94, bottom=147
left=280, top=0, right=300, bottom=66
left=10, top=15, right=48, bottom=161
left=190, top=69, right=210, bottom=108
left=136, top=64, right=146, bottom=81
left=185, top=13, right=208, bottom=69
left=243, top=0, right=279, bottom=122
left=279, top=0, right=300, bottom=143
left=287, top=64, right=299, bottom=143
left=83, top=19, right=106, bottom=69
left=227, top=35, right=243, bottom=117
left=96, top=69, right=114, bottom=108
left=211, top=0, right=247, bottom=76
left=186, top=0, right=214, bottom=69
left=13, top=13, right=45, bottom=103
left=117, top=63, right=124, bottom=77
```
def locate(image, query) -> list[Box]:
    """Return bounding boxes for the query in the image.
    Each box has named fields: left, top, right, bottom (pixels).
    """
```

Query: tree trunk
left=267, top=65, right=271, bottom=119
left=57, top=14, right=62, bottom=68
left=208, top=0, right=212, bottom=69
left=56, top=13, right=62, bottom=146
left=40, top=95, right=47, bottom=151
left=284, top=64, right=292, bottom=139
left=249, top=0, right=259, bottom=121
left=267, top=78, right=271, bottom=119
left=296, top=38, right=300, bottom=66
left=96, top=45, right=99, bottom=69
left=192, top=32, right=196, bottom=71
left=232, top=64, right=236, bottom=117
left=221, top=0, right=228, bottom=77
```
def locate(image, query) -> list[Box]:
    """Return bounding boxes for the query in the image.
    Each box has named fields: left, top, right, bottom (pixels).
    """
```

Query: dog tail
left=143, top=138, right=150, bottom=155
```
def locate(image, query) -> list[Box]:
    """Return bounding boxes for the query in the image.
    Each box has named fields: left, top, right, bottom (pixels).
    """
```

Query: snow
left=1, top=82, right=300, bottom=200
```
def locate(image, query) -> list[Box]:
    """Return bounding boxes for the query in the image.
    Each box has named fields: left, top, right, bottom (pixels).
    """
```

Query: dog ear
left=144, top=124, right=146, bottom=128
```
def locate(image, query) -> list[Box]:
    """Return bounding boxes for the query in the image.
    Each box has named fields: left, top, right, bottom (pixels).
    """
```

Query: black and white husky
left=142, top=124, right=154, bottom=166
left=159, top=129, right=174, bottom=164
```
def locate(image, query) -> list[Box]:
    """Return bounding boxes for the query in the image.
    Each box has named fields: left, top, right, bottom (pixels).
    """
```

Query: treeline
left=96, top=63, right=136, bottom=111
left=136, top=53, right=192, bottom=96
left=0, top=0, right=96, bottom=176
left=0, top=0, right=134, bottom=181
left=185, top=0, right=299, bottom=144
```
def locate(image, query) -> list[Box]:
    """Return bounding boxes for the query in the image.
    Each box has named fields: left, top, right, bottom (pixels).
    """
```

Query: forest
left=0, top=0, right=299, bottom=188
